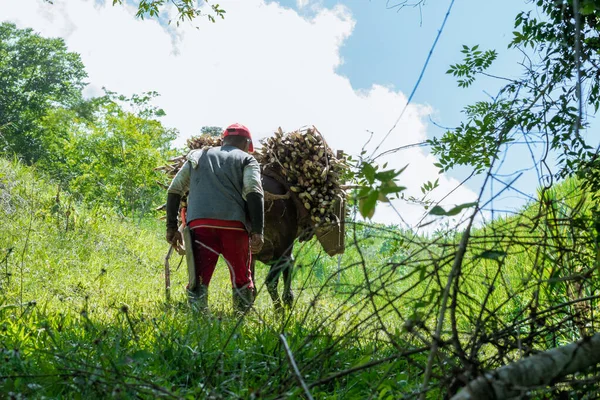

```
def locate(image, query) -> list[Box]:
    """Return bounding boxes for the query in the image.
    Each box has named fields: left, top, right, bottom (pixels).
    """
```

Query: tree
left=451, top=333, right=600, bottom=399
left=40, top=91, right=177, bottom=218
left=420, top=1, right=600, bottom=397
left=0, top=22, right=177, bottom=217
left=0, top=22, right=87, bottom=164
left=200, top=126, right=223, bottom=137
left=430, top=0, right=600, bottom=187
left=42, top=0, right=226, bottom=25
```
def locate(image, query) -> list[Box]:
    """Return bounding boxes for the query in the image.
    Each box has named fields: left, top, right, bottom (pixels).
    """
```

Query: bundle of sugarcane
left=154, top=135, right=224, bottom=210
left=187, top=135, right=222, bottom=150
left=155, top=135, right=223, bottom=181
left=155, top=129, right=348, bottom=227
left=254, top=126, right=348, bottom=226
left=154, top=155, right=186, bottom=181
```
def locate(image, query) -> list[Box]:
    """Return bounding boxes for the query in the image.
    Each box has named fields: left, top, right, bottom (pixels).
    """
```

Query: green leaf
left=357, top=186, right=371, bottom=198
left=444, top=202, right=478, bottom=216
left=581, top=3, right=596, bottom=15
left=428, top=206, right=447, bottom=216
left=359, top=190, right=378, bottom=219
left=375, top=169, right=399, bottom=182
left=414, top=301, right=426, bottom=309
left=380, top=185, right=406, bottom=195
left=418, top=265, right=426, bottom=281
left=429, top=202, right=477, bottom=216
left=379, top=386, right=390, bottom=399
left=362, top=163, right=376, bottom=184
left=428, top=289, right=438, bottom=304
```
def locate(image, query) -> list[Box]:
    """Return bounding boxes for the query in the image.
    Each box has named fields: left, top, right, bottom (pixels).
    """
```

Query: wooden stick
left=340, top=185, right=362, bottom=190
left=164, top=246, right=173, bottom=301
left=311, top=126, right=330, bottom=177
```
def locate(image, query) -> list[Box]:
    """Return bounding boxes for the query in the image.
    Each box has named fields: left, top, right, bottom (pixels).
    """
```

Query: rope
left=264, top=191, right=291, bottom=201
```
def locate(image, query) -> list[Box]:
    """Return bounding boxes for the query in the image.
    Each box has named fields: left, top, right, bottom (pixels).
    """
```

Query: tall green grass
left=0, top=158, right=419, bottom=399
left=2, top=157, right=597, bottom=399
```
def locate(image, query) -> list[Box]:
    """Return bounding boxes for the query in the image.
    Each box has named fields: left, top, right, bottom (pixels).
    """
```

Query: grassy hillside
left=0, top=158, right=420, bottom=399
left=2, top=157, right=598, bottom=399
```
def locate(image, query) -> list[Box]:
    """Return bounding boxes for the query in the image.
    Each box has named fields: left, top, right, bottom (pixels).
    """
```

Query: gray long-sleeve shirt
left=168, top=146, right=263, bottom=229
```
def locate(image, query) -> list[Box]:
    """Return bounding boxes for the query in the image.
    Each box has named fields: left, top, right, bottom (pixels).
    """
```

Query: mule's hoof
left=273, top=299, right=284, bottom=312
left=282, top=291, right=294, bottom=308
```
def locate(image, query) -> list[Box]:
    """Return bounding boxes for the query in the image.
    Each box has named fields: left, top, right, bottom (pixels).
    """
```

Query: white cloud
left=296, top=0, right=310, bottom=8
left=2, top=0, right=477, bottom=229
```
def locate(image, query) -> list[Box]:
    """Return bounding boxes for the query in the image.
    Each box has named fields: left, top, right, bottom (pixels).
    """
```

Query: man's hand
left=166, top=227, right=183, bottom=250
left=250, top=233, right=264, bottom=254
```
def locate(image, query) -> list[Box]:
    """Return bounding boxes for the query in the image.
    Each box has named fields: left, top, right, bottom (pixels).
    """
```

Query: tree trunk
left=451, top=333, right=600, bottom=400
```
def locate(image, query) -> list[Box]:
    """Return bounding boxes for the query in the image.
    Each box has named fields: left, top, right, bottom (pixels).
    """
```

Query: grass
left=0, top=158, right=421, bottom=399
left=2, top=156, right=598, bottom=399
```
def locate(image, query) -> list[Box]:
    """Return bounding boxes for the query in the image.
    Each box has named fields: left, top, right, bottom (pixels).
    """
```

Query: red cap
left=223, top=123, right=253, bottom=152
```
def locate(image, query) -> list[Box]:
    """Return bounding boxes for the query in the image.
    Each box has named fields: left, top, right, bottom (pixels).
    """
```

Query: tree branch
left=451, top=332, right=600, bottom=400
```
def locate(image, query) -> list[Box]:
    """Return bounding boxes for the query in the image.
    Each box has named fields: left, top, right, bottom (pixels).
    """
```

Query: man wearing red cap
left=165, top=123, right=264, bottom=313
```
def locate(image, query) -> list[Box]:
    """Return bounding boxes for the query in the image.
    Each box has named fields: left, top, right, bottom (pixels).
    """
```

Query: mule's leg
left=282, top=253, right=294, bottom=308
left=266, top=261, right=285, bottom=310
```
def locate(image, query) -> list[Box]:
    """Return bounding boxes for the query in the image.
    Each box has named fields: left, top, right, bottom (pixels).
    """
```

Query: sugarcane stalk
left=158, top=128, right=350, bottom=226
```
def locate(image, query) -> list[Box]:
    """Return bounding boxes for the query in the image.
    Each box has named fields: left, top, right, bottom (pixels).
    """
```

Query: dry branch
left=280, top=334, right=314, bottom=400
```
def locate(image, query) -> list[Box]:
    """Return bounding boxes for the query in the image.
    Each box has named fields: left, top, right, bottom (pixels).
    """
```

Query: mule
left=167, top=172, right=315, bottom=309
left=252, top=173, right=312, bottom=310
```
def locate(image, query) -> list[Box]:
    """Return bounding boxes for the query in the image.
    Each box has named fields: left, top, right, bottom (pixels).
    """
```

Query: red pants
left=190, top=226, right=253, bottom=289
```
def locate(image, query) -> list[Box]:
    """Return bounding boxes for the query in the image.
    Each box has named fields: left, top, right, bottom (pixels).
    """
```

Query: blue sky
left=277, top=0, right=526, bottom=127
left=273, top=0, right=542, bottom=213
left=4, top=0, right=558, bottom=226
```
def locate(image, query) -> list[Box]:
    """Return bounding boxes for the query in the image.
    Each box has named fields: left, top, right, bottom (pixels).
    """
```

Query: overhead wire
left=370, top=0, right=456, bottom=159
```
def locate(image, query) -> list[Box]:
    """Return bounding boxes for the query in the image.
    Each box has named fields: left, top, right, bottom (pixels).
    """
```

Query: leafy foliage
left=40, top=91, right=177, bottom=217
left=446, top=45, right=498, bottom=88
left=429, top=100, right=515, bottom=173
left=200, top=125, right=223, bottom=137
left=350, top=154, right=406, bottom=219
left=0, top=22, right=87, bottom=164
left=0, top=24, right=178, bottom=217
left=112, top=0, right=226, bottom=24
left=42, top=0, right=226, bottom=24
left=429, top=0, right=600, bottom=186
left=416, top=2, right=600, bottom=395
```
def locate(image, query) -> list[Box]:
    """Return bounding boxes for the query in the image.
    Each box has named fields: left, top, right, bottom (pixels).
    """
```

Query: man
left=165, top=123, right=264, bottom=313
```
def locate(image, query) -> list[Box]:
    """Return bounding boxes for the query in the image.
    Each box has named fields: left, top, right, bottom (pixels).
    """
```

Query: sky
left=1, top=0, right=545, bottom=230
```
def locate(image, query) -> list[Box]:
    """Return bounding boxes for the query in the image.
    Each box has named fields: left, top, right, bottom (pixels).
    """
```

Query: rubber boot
left=232, top=286, right=254, bottom=314
left=188, top=284, right=209, bottom=313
